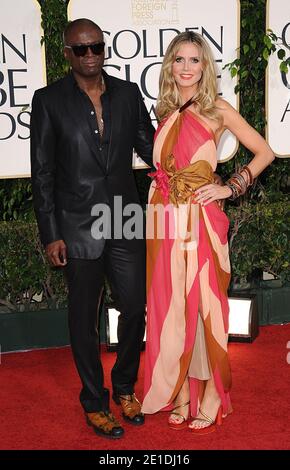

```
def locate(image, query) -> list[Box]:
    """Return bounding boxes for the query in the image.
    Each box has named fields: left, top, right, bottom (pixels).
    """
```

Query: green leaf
left=280, top=61, right=289, bottom=73
left=263, top=35, right=272, bottom=50
left=251, top=69, right=259, bottom=80
left=277, top=48, right=286, bottom=60
left=243, top=44, right=250, bottom=55
left=234, top=84, right=239, bottom=94
left=250, top=40, right=256, bottom=49
left=241, top=70, right=249, bottom=79
left=231, top=67, right=238, bottom=77
left=263, top=48, right=269, bottom=61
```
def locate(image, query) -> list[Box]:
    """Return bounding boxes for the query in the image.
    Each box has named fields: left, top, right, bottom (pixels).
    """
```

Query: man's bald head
left=63, top=19, right=103, bottom=45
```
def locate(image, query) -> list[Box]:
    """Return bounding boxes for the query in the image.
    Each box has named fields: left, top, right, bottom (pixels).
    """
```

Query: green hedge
left=228, top=201, right=290, bottom=285
left=0, top=222, right=67, bottom=312
left=0, top=200, right=289, bottom=311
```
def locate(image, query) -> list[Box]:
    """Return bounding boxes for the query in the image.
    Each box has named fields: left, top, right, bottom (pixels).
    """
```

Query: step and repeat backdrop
left=0, top=0, right=289, bottom=178
left=68, top=0, right=239, bottom=167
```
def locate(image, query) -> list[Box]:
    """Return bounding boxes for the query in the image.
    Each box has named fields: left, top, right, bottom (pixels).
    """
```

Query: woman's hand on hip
left=194, top=184, right=232, bottom=206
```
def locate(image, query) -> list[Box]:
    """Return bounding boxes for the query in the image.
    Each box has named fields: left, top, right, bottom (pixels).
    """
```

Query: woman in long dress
left=141, top=31, right=274, bottom=434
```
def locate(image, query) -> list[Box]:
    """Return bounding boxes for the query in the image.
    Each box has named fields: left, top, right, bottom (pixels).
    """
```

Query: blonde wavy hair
left=156, top=31, right=222, bottom=125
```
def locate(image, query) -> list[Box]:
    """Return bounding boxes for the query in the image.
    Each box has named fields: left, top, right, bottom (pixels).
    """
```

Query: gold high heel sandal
left=189, top=405, right=223, bottom=435
left=168, top=401, right=190, bottom=430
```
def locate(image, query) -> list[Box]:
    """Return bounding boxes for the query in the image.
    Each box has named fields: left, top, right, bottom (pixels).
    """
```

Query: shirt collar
left=69, top=69, right=114, bottom=93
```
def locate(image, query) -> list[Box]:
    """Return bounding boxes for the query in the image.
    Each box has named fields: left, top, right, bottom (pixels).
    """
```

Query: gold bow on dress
left=163, top=155, right=214, bottom=206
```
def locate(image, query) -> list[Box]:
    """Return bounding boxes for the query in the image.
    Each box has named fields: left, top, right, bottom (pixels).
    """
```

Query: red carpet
left=0, top=324, right=290, bottom=450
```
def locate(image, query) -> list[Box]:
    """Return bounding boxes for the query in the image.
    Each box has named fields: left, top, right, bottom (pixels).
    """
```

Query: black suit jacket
left=30, top=71, right=154, bottom=259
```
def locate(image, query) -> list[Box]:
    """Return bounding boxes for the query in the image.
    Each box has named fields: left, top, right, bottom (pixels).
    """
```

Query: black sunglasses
left=65, top=42, right=105, bottom=57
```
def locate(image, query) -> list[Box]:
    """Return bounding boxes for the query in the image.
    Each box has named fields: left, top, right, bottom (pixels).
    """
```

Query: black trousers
left=65, top=240, right=146, bottom=413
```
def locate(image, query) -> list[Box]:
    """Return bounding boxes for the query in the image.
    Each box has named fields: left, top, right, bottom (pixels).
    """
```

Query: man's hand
left=213, top=173, right=223, bottom=186
left=45, top=240, right=67, bottom=267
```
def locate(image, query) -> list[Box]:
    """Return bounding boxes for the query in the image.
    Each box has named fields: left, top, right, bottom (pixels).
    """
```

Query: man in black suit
left=30, top=18, right=154, bottom=439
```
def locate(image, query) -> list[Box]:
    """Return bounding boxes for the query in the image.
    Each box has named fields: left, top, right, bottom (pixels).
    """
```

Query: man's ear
left=63, top=48, right=69, bottom=61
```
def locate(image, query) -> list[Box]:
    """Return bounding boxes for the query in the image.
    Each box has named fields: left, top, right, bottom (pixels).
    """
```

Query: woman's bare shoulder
left=215, top=97, right=235, bottom=112
left=215, top=97, right=242, bottom=128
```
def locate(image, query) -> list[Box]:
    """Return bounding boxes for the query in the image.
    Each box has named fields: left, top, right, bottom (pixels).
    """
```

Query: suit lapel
left=106, top=84, right=122, bottom=173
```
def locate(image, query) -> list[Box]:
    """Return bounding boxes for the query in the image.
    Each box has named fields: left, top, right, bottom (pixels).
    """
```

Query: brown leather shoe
left=113, top=393, right=145, bottom=425
left=86, top=411, right=124, bottom=439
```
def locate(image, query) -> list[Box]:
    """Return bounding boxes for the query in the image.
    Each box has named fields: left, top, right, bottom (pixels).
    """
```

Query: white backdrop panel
left=267, top=0, right=290, bottom=157
left=0, top=0, right=46, bottom=178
